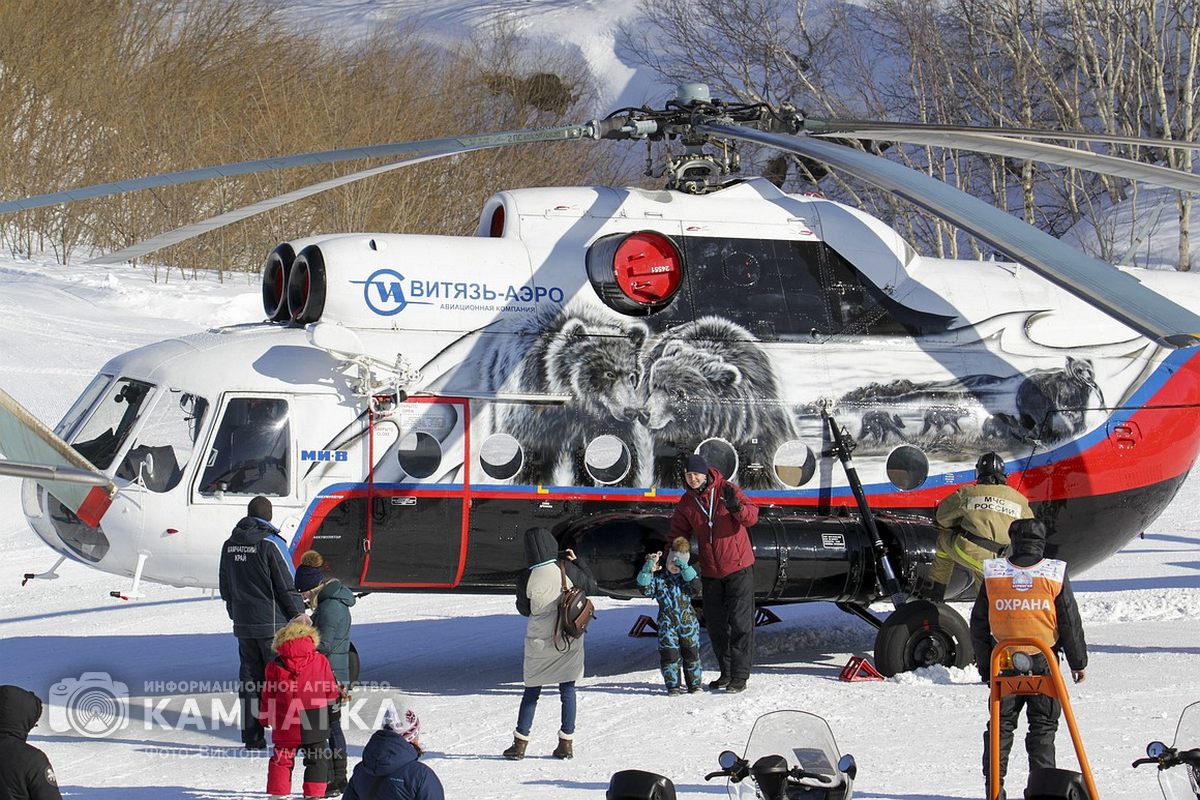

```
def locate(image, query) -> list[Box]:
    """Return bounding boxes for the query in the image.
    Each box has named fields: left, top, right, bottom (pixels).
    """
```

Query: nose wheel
left=873, top=600, right=973, bottom=677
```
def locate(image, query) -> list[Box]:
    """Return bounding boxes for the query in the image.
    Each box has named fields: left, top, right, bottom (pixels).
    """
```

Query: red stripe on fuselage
left=290, top=351, right=1200, bottom=578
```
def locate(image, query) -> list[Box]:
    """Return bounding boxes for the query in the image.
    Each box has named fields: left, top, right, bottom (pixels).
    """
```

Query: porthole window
left=584, top=435, right=631, bottom=485
left=773, top=440, right=817, bottom=487
left=696, top=438, right=738, bottom=482
left=479, top=433, right=523, bottom=481
left=397, top=431, right=442, bottom=479
left=886, top=445, right=929, bottom=491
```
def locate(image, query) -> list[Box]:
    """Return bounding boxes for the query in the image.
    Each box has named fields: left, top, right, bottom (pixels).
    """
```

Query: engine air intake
left=261, top=243, right=296, bottom=322
left=287, top=244, right=328, bottom=324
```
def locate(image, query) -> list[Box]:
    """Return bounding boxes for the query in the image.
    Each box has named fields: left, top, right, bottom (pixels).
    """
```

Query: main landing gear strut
left=824, top=408, right=973, bottom=677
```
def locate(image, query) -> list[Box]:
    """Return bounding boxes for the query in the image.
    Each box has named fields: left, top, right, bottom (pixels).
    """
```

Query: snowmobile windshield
left=68, top=377, right=154, bottom=470
left=729, top=710, right=849, bottom=800
left=1161, top=701, right=1200, bottom=800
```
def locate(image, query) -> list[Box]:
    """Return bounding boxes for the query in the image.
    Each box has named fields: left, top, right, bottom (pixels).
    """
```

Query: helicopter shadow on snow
left=0, top=598, right=883, bottom=706
left=55, top=789, right=264, bottom=800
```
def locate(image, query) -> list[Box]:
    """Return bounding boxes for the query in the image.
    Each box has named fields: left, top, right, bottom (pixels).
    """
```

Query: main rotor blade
left=803, top=118, right=1200, bottom=151
left=90, top=150, right=465, bottom=265
left=699, top=121, right=1200, bottom=348
left=0, top=122, right=594, bottom=216
left=809, top=129, right=1200, bottom=194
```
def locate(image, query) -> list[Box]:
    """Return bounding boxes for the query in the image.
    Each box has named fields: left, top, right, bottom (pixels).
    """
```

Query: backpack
left=555, top=561, right=595, bottom=648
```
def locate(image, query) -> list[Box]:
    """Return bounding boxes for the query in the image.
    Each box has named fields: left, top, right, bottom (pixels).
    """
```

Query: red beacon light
left=587, top=231, right=683, bottom=314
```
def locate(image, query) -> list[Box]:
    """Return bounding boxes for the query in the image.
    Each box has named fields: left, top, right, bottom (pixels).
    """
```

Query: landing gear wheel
left=873, top=600, right=973, bottom=677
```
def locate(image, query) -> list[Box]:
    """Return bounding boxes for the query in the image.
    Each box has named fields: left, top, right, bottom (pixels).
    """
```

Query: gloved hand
left=290, top=613, right=312, bottom=627
left=722, top=484, right=741, bottom=512
left=637, top=555, right=657, bottom=587
left=675, top=557, right=698, bottom=582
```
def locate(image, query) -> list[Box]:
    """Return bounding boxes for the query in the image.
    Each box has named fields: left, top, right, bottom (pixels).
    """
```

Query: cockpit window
left=198, top=397, right=290, bottom=497
left=70, top=378, right=154, bottom=469
left=115, top=390, right=209, bottom=493
left=55, top=373, right=113, bottom=439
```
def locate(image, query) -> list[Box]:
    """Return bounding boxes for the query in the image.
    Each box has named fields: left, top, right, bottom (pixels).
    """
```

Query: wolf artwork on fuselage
left=920, top=406, right=971, bottom=437
left=858, top=411, right=907, bottom=445
left=640, top=317, right=797, bottom=489
left=482, top=305, right=650, bottom=486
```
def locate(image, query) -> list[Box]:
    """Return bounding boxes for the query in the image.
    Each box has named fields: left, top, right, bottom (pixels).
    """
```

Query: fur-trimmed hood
left=273, top=620, right=321, bottom=668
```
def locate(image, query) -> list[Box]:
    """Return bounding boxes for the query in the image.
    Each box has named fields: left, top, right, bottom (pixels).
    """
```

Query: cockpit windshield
left=70, top=378, right=154, bottom=469
left=55, top=373, right=113, bottom=439
left=198, top=397, right=290, bottom=497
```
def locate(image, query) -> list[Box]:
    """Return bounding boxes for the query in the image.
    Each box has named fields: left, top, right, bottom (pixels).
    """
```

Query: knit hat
left=247, top=495, right=272, bottom=521
left=382, top=705, right=422, bottom=744
left=294, top=565, right=324, bottom=593
left=684, top=454, right=708, bottom=475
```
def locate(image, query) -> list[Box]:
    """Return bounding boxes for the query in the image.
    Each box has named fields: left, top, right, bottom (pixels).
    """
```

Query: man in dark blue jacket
left=218, top=495, right=307, bottom=750
left=0, top=685, right=61, bottom=800
left=344, top=706, right=444, bottom=800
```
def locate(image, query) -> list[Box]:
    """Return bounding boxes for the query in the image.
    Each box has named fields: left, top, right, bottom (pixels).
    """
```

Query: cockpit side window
left=115, top=390, right=209, bottom=493
left=70, top=378, right=154, bottom=469
left=198, top=397, right=290, bottom=497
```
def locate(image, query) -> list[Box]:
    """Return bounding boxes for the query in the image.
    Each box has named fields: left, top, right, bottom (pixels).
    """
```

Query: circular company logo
left=361, top=268, right=408, bottom=316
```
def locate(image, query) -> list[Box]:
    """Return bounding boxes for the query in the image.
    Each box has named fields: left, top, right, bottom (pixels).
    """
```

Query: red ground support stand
left=838, top=655, right=885, bottom=682
left=628, top=615, right=659, bottom=637
left=987, top=637, right=1098, bottom=800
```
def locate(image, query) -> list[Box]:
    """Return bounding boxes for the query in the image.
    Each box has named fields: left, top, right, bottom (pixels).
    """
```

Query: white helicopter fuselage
left=21, top=179, right=1200, bottom=595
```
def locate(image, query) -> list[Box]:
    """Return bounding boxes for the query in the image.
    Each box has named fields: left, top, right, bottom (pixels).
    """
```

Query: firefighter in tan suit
left=969, top=518, right=1087, bottom=799
left=925, top=452, right=1033, bottom=601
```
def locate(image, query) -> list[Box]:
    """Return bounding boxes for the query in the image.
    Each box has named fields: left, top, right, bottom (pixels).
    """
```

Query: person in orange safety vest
left=969, top=518, right=1087, bottom=799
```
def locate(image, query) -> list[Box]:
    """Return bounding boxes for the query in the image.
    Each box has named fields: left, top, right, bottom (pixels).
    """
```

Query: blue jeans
left=516, top=682, right=576, bottom=736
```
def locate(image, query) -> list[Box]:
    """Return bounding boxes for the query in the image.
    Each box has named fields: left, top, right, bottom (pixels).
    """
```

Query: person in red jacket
left=260, top=620, right=341, bottom=799
left=668, top=454, right=759, bottom=693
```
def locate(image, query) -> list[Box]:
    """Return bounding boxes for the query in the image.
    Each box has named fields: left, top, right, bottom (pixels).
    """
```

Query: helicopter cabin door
left=359, top=397, right=468, bottom=588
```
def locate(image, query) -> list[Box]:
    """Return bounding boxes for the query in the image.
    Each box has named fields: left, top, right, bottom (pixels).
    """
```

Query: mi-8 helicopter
left=3, top=83, right=1200, bottom=675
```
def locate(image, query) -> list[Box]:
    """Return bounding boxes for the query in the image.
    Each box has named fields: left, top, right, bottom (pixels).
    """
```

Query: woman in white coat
left=502, top=527, right=597, bottom=761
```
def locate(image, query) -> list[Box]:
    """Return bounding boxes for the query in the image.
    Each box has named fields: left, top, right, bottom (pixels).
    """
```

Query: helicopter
left=3, top=82, right=1200, bottom=676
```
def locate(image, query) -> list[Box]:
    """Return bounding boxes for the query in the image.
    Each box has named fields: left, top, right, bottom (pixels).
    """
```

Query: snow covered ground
left=1, top=255, right=1198, bottom=800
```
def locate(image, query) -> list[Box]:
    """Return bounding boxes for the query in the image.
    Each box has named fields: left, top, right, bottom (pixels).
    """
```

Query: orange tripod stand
left=987, top=637, right=1098, bottom=800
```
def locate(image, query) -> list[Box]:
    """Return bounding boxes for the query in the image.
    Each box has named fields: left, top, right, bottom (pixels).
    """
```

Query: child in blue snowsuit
left=637, top=536, right=703, bottom=694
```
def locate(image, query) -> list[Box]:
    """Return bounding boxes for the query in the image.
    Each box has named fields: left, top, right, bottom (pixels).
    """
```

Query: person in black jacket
left=218, top=495, right=308, bottom=750
left=0, top=685, right=61, bottom=800
left=969, top=518, right=1087, bottom=799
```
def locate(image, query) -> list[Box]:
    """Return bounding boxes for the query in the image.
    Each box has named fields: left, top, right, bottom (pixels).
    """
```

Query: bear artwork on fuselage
left=641, top=317, right=798, bottom=489
left=476, top=308, right=791, bottom=489
left=480, top=305, right=651, bottom=487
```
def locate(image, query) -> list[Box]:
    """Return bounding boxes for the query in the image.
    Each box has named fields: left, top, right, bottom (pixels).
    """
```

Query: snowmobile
left=1134, top=700, right=1200, bottom=799
left=605, top=710, right=856, bottom=800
